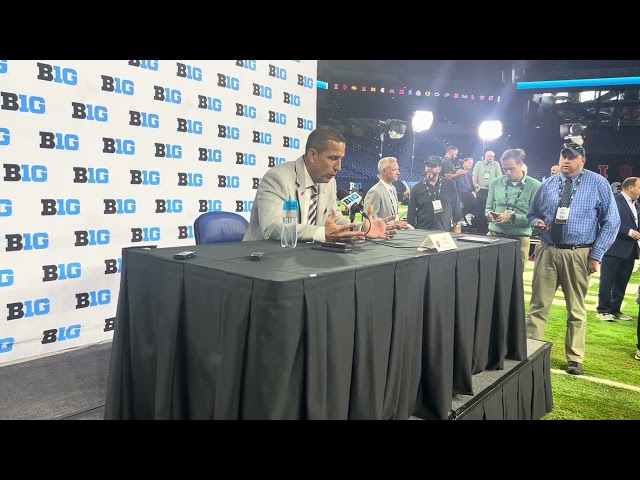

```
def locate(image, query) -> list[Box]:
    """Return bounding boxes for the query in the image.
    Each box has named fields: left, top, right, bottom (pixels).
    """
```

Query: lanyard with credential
left=504, top=178, right=525, bottom=211
left=557, top=172, right=584, bottom=208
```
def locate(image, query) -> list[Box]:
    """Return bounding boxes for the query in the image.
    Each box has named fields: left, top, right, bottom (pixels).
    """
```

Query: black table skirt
left=104, top=231, right=526, bottom=420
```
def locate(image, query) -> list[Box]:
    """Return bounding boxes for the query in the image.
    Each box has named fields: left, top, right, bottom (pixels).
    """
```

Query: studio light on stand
left=478, top=120, right=503, bottom=156
left=378, top=119, right=407, bottom=158
left=411, top=111, right=434, bottom=181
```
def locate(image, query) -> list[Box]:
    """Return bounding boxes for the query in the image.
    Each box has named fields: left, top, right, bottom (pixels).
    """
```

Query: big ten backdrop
left=0, top=60, right=317, bottom=365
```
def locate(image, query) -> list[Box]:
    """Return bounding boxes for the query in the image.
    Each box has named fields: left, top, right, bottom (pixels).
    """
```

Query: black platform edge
left=448, top=341, right=553, bottom=420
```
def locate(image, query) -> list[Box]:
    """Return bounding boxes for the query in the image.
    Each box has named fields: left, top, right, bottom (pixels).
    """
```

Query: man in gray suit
left=364, top=156, right=410, bottom=229
left=243, top=126, right=396, bottom=243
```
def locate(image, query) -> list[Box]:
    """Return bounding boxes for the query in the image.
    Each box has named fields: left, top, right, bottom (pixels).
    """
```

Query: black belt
left=548, top=243, right=593, bottom=250
left=488, top=232, right=529, bottom=240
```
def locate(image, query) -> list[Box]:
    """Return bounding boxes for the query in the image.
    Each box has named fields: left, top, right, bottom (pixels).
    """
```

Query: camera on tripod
left=560, top=123, right=587, bottom=145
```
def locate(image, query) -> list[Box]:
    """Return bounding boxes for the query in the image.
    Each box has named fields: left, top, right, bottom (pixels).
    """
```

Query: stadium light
left=411, top=111, right=434, bottom=180
left=478, top=120, right=503, bottom=155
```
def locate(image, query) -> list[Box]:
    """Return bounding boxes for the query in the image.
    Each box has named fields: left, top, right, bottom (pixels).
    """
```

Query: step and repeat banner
left=0, top=60, right=317, bottom=365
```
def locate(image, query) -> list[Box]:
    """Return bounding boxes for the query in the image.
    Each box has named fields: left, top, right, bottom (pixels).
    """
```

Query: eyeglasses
left=560, top=142, right=585, bottom=158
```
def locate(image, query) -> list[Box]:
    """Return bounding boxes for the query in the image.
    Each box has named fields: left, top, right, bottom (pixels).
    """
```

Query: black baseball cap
left=560, top=142, right=586, bottom=158
left=425, top=155, right=442, bottom=167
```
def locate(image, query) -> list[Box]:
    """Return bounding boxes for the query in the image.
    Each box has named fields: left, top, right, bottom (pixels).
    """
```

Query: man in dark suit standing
left=597, top=176, right=640, bottom=321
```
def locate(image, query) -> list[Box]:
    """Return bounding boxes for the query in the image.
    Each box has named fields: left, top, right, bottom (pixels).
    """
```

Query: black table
left=104, top=230, right=526, bottom=420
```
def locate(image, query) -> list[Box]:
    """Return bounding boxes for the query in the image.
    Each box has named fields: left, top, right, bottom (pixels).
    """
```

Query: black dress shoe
left=566, top=361, right=583, bottom=375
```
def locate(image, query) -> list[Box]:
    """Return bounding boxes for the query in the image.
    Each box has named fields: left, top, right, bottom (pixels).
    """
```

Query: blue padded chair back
left=194, top=211, right=249, bottom=244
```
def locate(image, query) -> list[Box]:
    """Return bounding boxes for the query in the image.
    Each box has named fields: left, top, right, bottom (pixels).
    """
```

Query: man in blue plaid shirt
left=526, top=142, right=620, bottom=376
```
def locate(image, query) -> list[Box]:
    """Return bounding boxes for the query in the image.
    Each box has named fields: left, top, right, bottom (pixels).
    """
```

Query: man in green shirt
left=485, top=148, right=541, bottom=271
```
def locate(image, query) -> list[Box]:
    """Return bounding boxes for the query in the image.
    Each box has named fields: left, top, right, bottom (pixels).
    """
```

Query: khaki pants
left=526, top=241, right=591, bottom=363
left=487, top=232, right=530, bottom=272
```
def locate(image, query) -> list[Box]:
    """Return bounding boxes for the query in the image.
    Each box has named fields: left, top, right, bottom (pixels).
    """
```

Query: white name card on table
left=418, top=232, right=457, bottom=252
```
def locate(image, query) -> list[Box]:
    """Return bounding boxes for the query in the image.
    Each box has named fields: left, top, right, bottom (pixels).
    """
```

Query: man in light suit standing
left=596, top=176, right=640, bottom=321
left=243, top=126, right=397, bottom=243
left=363, top=156, right=410, bottom=229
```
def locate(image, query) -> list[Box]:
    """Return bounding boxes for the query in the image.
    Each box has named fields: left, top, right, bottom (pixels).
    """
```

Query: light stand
left=411, top=111, right=434, bottom=182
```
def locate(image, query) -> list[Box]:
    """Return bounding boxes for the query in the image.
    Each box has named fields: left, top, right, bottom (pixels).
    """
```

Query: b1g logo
left=236, top=103, right=256, bottom=119
left=155, top=143, right=182, bottom=159
left=37, top=62, right=78, bottom=85
left=129, top=60, right=159, bottom=71
left=153, top=85, right=182, bottom=104
left=0, top=60, right=7, bottom=74
left=268, top=64, right=287, bottom=80
left=297, top=118, right=314, bottom=131
left=71, top=102, right=108, bottom=122
left=236, top=60, right=256, bottom=71
left=0, top=127, right=9, bottom=145
left=103, top=137, right=135, bottom=155
left=235, top=200, right=253, bottom=212
left=252, top=83, right=272, bottom=99
left=177, top=225, right=194, bottom=240
left=73, top=167, right=109, bottom=184
left=75, top=290, right=111, bottom=309
left=177, top=118, right=202, bottom=134
left=6, top=232, right=49, bottom=251
left=41, top=199, right=81, bottom=216
left=252, top=130, right=271, bottom=145
left=283, top=92, right=301, bottom=107
left=0, top=337, right=14, bottom=353
left=198, top=147, right=222, bottom=162
left=39, top=131, right=79, bottom=150
left=218, top=175, right=239, bottom=188
left=268, top=156, right=286, bottom=167
left=198, top=199, right=222, bottom=212
left=103, top=198, right=136, bottom=214
left=177, top=172, right=203, bottom=187
left=101, top=75, right=135, bottom=95
left=297, top=74, right=314, bottom=89
left=74, top=229, right=110, bottom=246
left=218, top=125, right=240, bottom=140
left=0, top=199, right=12, bottom=216
left=129, top=110, right=159, bottom=128
left=42, top=324, right=81, bottom=345
left=42, top=263, right=81, bottom=282
left=155, top=199, right=182, bottom=213
left=131, top=227, right=161, bottom=242
left=0, top=269, right=13, bottom=287
left=177, top=62, right=202, bottom=81
left=7, top=298, right=50, bottom=321
left=1, top=92, right=46, bottom=114
left=268, top=110, right=287, bottom=125
left=283, top=136, right=300, bottom=149
left=197, top=95, right=222, bottom=111
left=104, top=258, right=122, bottom=275
left=236, top=152, right=256, bottom=166
left=3, top=164, right=47, bottom=182
left=217, top=73, right=239, bottom=90
left=130, top=169, right=160, bottom=185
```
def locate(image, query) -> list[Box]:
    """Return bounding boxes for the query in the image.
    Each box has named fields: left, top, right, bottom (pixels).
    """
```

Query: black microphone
left=350, top=202, right=370, bottom=222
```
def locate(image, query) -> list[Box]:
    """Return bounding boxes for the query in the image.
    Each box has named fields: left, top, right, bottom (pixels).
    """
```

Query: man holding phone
left=485, top=148, right=541, bottom=271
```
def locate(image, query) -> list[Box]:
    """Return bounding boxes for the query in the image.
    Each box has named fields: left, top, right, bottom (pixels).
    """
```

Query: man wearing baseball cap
left=526, top=142, right=620, bottom=376
left=407, top=155, right=463, bottom=232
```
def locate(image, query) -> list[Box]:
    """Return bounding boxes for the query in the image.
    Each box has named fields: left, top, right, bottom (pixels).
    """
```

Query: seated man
left=243, top=126, right=397, bottom=243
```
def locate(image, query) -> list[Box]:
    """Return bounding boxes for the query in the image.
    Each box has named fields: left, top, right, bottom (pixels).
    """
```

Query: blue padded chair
left=194, top=211, right=249, bottom=245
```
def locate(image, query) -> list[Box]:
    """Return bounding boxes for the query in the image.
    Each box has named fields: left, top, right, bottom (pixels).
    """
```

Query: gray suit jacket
left=364, top=180, right=398, bottom=220
left=243, top=155, right=348, bottom=242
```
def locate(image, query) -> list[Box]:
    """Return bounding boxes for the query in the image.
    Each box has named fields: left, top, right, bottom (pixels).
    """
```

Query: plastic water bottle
left=281, top=199, right=298, bottom=248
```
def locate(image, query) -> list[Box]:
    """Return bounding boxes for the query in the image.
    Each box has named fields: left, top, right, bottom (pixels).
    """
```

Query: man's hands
left=324, top=209, right=366, bottom=242
left=587, top=258, right=600, bottom=275
left=362, top=205, right=397, bottom=239
left=489, top=211, right=514, bottom=224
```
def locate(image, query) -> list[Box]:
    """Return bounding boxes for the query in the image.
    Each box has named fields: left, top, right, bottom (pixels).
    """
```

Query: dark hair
left=305, top=126, right=346, bottom=156
left=622, top=176, right=639, bottom=190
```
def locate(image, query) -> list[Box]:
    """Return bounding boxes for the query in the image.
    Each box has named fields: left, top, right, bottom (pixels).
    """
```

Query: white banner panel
left=0, top=59, right=317, bottom=364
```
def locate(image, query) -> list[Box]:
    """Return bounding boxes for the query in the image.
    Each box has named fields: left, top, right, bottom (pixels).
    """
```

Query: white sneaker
left=635, top=349, right=640, bottom=361
left=597, top=312, right=616, bottom=322
left=612, top=312, right=633, bottom=321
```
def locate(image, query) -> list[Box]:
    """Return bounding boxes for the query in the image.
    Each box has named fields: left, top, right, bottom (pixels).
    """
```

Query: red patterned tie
left=308, top=185, right=318, bottom=225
